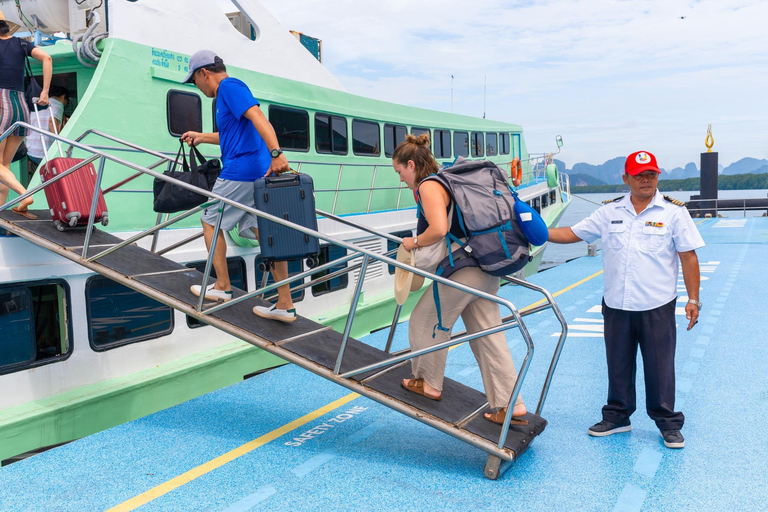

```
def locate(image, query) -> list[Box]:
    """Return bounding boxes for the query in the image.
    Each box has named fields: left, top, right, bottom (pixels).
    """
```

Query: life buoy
left=546, top=163, right=559, bottom=188
left=510, top=157, right=522, bottom=186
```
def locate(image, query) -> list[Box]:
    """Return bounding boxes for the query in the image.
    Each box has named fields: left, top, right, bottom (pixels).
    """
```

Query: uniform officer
left=548, top=150, right=704, bottom=449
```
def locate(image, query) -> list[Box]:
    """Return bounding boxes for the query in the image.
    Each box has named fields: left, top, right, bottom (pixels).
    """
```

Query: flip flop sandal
left=11, top=208, right=37, bottom=220
left=401, top=378, right=442, bottom=401
left=484, top=408, right=529, bottom=426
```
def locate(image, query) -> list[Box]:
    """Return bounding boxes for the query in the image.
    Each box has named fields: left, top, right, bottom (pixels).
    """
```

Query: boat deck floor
left=0, top=217, right=766, bottom=511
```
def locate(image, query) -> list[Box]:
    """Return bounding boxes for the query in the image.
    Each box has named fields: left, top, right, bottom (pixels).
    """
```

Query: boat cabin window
left=532, top=197, right=541, bottom=214
left=0, top=280, right=72, bottom=376
left=166, top=90, right=203, bottom=137
left=185, top=257, right=247, bottom=329
left=315, top=114, right=348, bottom=155
left=384, top=124, right=407, bottom=157
left=352, top=119, right=381, bottom=156
left=86, top=276, right=174, bottom=351
left=471, top=132, right=484, bottom=157
left=269, top=106, right=309, bottom=152
left=500, top=133, right=510, bottom=155
left=311, top=245, right=349, bottom=296
left=541, top=193, right=549, bottom=208
left=486, top=133, right=498, bottom=156
left=254, top=257, right=305, bottom=302
left=434, top=130, right=452, bottom=159
left=550, top=190, right=557, bottom=204
left=411, top=127, right=431, bottom=150
left=388, top=230, right=415, bottom=274
left=454, top=131, right=469, bottom=157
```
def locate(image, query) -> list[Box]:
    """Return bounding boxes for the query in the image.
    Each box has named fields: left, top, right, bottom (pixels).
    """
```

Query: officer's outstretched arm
left=679, top=250, right=701, bottom=330
left=547, top=227, right=582, bottom=244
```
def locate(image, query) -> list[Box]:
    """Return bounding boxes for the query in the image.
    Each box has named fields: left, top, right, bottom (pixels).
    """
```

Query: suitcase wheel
left=306, top=256, right=318, bottom=269
left=54, top=220, right=65, bottom=232
left=68, top=215, right=79, bottom=228
left=101, top=214, right=109, bottom=227
left=257, top=261, right=269, bottom=273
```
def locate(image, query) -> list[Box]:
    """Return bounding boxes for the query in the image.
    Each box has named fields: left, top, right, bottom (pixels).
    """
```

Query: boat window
left=0, top=280, right=73, bottom=376
left=166, top=90, right=203, bottom=137
left=384, top=124, right=407, bottom=157
left=352, top=119, right=381, bottom=156
left=434, top=130, right=452, bottom=159
left=315, top=114, right=348, bottom=155
left=311, top=245, right=349, bottom=296
left=185, top=257, right=247, bottom=329
left=254, top=257, right=305, bottom=302
left=454, top=131, right=469, bottom=157
left=86, top=276, right=174, bottom=350
left=500, top=133, right=510, bottom=155
left=486, top=133, right=498, bottom=156
left=541, top=193, right=549, bottom=208
left=471, top=132, right=484, bottom=157
left=387, top=230, right=415, bottom=274
left=550, top=190, right=557, bottom=204
left=532, top=197, right=541, bottom=214
left=269, top=106, right=309, bottom=152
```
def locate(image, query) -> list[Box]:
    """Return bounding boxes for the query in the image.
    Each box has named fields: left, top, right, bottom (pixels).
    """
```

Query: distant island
left=551, top=156, right=768, bottom=191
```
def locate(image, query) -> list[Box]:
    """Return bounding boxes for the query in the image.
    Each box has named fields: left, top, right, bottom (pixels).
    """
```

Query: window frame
left=500, top=133, right=510, bottom=155
left=486, top=132, right=498, bottom=157
left=311, top=245, right=349, bottom=297
left=86, top=275, right=175, bottom=351
left=0, top=278, right=74, bottom=376
left=384, top=123, right=407, bottom=158
left=453, top=131, right=469, bottom=157
left=351, top=119, right=381, bottom=157
left=471, top=131, right=484, bottom=157
left=315, top=113, right=349, bottom=155
left=434, top=129, right=452, bottom=159
left=268, top=105, right=310, bottom=153
left=166, top=89, right=203, bottom=138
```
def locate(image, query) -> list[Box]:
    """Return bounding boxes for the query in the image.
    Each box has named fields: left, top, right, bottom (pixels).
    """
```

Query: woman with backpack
left=392, top=133, right=527, bottom=426
left=0, top=11, right=53, bottom=217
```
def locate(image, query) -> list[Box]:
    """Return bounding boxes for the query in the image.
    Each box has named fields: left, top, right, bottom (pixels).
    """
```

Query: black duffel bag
left=153, top=140, right=221, bottom=213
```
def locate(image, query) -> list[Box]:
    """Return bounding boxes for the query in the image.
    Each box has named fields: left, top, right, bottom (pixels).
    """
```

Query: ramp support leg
left=483, top=455, right=513, bottom=480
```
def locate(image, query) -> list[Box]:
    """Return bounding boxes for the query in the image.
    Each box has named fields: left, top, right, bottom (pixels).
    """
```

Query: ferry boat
left=0, top=0, right=570, bottom=465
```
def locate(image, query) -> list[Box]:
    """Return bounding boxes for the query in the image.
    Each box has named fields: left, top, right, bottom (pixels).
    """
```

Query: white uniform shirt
left=571, top=190, right=705, bottom=311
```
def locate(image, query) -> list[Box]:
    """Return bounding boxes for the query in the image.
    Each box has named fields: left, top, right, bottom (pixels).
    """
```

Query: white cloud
left=217, top=0, right=768, bottom=168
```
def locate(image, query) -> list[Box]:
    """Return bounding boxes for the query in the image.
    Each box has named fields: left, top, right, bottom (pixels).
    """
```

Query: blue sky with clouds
left=216, top=0, right=767, bottom=170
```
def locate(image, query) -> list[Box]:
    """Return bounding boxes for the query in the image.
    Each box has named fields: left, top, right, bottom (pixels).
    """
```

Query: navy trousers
left=601, top=297, right=684, bottom=431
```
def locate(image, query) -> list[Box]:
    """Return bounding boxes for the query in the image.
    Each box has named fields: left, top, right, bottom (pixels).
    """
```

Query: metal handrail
left=0, top=122, right=566, bottom=454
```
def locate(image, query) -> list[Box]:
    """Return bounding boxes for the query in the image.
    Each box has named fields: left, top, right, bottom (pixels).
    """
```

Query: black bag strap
left=188, top=143, right=207, bottom=173
left=169, top=139, right=190, bottom=173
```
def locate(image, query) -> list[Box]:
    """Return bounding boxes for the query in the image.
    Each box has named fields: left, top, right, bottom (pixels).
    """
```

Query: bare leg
left=201, top=220, right=231, bottom=291
left=0, top=136, right=33, bottom=210
left=252, top=227, right=294, bottom=310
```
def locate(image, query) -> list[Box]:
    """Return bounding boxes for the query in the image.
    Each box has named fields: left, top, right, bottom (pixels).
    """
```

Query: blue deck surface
left=1, top=217, right=766, bottom=511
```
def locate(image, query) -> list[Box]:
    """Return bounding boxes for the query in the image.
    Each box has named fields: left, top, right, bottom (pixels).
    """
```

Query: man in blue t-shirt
left=181, top=50, right=296, bottom=323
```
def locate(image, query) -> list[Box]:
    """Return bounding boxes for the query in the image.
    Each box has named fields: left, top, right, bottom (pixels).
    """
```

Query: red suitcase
left=40, top=158, right=109, bottom=231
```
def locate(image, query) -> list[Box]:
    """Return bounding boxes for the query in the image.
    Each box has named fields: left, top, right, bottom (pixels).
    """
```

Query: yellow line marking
left=107, top=393, right=360, bottom=512
left=696, top=219, right=707, bottom=225
left=112, top=268, right=604, bottom=509
left=521, top=270, right=604, bottom=312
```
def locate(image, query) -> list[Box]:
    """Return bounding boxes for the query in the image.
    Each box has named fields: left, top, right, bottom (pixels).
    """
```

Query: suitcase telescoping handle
left=32, top=97, right=64, bottom=160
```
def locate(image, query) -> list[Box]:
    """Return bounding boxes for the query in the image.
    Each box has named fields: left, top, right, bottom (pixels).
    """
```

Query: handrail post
left=332, top=164, right=344, bottom=214
left=334, top=254, right=369, bottom=375
left=150, top=213, right=165, bottom=253
left=384, top=304, right=403, bottom=353
left=367, top=165, right=378, bottom=214
left=196, top=201, right=224, bottom=312
left=81, top=156, right=107, bottom=260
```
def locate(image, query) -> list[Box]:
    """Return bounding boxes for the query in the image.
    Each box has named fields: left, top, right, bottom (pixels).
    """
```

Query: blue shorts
left=201, top=178, right=259, bottom=240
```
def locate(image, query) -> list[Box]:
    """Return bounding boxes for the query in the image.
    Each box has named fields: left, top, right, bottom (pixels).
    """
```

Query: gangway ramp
left=0, top=123, right=568, bottom=479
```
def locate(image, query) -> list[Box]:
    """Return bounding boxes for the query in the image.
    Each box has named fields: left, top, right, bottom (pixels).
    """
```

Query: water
left=542, top=188, right=768, bottom=265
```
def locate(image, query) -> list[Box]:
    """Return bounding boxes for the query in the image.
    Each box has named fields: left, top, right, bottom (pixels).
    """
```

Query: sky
left=215, top=0, right=768, bottom=170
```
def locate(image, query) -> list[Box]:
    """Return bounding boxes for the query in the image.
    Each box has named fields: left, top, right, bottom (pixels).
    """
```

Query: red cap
left=625, top=151, right=661, bottom=175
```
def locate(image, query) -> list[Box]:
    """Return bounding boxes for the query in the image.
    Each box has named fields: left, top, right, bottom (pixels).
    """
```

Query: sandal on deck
left=11, top=208, right=37, bottom=220
left=484, top=407, right=529, bottom=426
left=401, top=378, right=441, bottom=401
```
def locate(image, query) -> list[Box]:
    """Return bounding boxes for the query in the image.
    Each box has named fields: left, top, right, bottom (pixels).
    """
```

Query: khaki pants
left=409, top=266, right=522, bottom=409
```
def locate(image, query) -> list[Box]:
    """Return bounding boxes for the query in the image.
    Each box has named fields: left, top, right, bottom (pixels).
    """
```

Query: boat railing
left=685, top=196, right=768, bottom=217
left=0, top=122, right=568, bottom=454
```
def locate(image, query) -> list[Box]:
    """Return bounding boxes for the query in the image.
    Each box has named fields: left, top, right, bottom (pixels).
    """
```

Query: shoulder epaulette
left=602, top=196, right=624, bottom=204
left=663, top=195, right=685, bottom=207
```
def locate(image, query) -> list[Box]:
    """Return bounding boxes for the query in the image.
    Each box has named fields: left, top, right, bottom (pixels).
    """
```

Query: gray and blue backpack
left=416, top=158, right=536, bottom=335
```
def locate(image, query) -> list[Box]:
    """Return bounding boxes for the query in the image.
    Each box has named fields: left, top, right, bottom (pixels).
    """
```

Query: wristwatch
left=687, top=299, right=702, bottom=310
left=270, top=148, right=283, bottom=158
left=413, top=237, right=419, bottom=247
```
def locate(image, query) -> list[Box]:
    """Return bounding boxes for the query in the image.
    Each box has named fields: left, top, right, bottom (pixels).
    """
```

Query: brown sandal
left=11, top=207, right=37, bottom=220
left=484, top=407, right=529, bottom=426
left=401, top=378, right=441, bottom=401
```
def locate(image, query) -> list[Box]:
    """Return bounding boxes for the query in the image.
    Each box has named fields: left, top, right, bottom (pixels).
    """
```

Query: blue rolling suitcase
left=253, top=173, right=319, bottom=268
